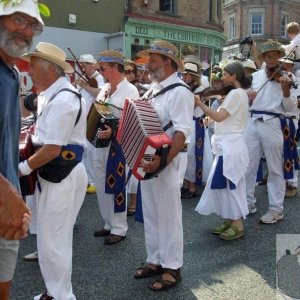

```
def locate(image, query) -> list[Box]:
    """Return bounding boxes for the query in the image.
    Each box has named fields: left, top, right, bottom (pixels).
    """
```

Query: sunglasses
left=125, top=69, right=135, bottom=75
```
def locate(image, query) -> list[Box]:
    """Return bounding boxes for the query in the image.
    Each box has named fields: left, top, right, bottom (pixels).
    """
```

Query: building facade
left=222, top=0, right=300, bottom=59
left=125, top=0, right=226, bottom=66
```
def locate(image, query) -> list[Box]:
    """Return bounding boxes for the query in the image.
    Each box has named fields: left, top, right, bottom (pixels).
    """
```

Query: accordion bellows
left=117, top=98, right=172, bottom=180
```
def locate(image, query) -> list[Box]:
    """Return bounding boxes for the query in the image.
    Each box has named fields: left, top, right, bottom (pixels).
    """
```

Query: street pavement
left=11, top=182, right=300, bottom=300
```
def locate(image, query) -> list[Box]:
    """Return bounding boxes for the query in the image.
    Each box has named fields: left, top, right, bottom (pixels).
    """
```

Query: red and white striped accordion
left=117, top=98, right=172, bottom=180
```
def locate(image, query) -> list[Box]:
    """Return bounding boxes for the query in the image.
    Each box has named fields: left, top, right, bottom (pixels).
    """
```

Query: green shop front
left=125, top=18, right=226, bottom=67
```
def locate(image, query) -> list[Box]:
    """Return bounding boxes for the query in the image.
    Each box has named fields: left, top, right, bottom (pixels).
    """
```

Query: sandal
left=149, top=268, right=181, bottom=291
left=127, top=208, right=136, bottom=217
left=134, top=264, right=163, bottom=279
left=181, top=190, right=199, bottom=199
left=212, top=220, right=232, bottom=235
left=219, top=225, right=244, bottom=241
left=104, top=234, right=126, bottom=245
left=180, top=187, right=189, bottom=196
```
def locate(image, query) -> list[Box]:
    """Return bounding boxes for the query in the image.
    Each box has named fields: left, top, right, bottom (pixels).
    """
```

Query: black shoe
left=93, top=229, right=111, bottom=237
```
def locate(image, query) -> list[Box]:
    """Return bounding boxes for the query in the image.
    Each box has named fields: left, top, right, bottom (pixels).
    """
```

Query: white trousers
left=26, top=194, right=37, bottom=234
left=36, top=163, right=87, bottom=300
left=94, top=147, right=127, bottom=236
left=82, top=140, right=96, bottom=186
left=244, top=118, right=285, bottom=211
left=141, top=155, right=184, bottom=270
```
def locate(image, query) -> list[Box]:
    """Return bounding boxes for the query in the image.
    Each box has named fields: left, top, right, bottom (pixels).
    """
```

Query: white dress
left=195, top=88, right=249, bottom=220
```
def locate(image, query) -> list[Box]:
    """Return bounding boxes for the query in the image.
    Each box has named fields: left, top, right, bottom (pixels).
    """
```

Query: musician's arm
left=0, top=174, right=31, bottom=240
left=280, top=78, right=297, bottom=112
left=76, top=79, right=100, bottom=97
left=166, top=131, right=186, bottom=165
left=19, top=144, right=61, bottom=176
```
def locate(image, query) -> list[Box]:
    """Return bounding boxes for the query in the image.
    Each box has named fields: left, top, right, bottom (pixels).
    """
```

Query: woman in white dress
left=195, top=61, right=251, bottom=240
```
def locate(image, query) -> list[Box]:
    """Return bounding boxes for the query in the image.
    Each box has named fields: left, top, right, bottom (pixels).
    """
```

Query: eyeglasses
left=10, top=14, right=43, bottom=36
left=125, top=69, right=135, bottom=75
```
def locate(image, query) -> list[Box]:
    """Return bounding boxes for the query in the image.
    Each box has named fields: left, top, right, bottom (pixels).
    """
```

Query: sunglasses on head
left=125, top=69, right=135, bottom=75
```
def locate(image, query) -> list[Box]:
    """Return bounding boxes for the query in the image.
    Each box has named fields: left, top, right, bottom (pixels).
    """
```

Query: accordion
left=116, top=98, right=172, bottom=180
left=87, top=101, right=119, bottom=148
left=19, top=116, right=37, bottom=196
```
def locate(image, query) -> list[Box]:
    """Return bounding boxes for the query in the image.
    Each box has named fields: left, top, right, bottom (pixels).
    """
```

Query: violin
left=266, top=66, right=297, bottom=89
left=195, top=84, right=234, bottom=102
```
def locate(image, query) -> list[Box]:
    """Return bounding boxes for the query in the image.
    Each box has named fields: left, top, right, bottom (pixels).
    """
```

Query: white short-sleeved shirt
left=214, top=88, right=249, bottom=135
left=33, top=77, right=87, bottom=146
left=283, top=33, right=300, bottom=60
left=99, top=79, right=139, bottom=118
left=146, top=72, right=194, bottom=139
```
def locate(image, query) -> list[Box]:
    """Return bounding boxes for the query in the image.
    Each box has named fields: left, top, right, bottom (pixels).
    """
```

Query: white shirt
left=33, top=77, right=86, bottom=146
left=146, top=72, right=194, bottom=139
left=250, top=69, right=297, bottom=120
left=214, top=88, right=249, bottom=135
left=283, top=33, right=300, bottom=60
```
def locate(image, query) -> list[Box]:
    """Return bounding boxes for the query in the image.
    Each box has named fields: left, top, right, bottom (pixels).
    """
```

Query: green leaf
left=38, top=3, right=50, bottom=17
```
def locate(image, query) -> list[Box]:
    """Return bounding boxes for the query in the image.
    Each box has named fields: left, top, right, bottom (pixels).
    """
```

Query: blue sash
left=134, top=181, right=144, bottom=223
left=211, top=156, right=236, bottom=190
left=194, top=116, right=205, bottom=186
left=251, top=110, right=300, bottom=179
left=105, top=138, right=126, bottom=213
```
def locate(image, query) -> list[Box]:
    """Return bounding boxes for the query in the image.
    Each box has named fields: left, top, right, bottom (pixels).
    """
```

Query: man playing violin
left=245, top=39, right=298, bottom=224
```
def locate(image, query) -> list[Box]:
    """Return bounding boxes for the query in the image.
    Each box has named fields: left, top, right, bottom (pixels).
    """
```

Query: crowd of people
left=1, top=0, right=300, bottom=299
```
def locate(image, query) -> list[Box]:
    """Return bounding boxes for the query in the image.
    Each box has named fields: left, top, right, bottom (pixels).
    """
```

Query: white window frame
left=249, top=10, right=264, bottom=36
left=280, top=14, right=289, bottom=38
left=228, top=13, right=236, bottom=40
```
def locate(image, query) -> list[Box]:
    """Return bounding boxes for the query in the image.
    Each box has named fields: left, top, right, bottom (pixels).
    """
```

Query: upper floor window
left=250, top=12, right=263, bottom=35
left=159, top=0, right=175, bottom=14
left=229, top=16, right=236, bottom=40
left=280, top=14, right=289, bottom=37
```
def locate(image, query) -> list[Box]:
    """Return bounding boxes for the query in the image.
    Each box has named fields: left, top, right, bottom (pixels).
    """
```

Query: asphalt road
left=10, top=182, right=300, bottom=300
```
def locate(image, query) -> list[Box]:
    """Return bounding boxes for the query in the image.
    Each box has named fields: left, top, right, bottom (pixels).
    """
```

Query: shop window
left=145, top=39, right=151, bottom=45
left=134, top=38, right=140, bottom=45
left=280, top=14, right=289, bottom=38
left=250, top=11, right=264, bottom=35
left=159, top=0, right=175, bottom=14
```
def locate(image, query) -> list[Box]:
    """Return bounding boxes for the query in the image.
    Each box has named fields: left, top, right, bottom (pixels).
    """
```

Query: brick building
left=125, top=0, right=226, bottom=65
left=222, top=0, right=300, bottom=60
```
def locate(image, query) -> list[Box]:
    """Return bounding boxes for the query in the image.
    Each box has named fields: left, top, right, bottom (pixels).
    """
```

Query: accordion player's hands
left=97, top=124, right=113, bottom=140
left=141, top=155, right=161, bottom=173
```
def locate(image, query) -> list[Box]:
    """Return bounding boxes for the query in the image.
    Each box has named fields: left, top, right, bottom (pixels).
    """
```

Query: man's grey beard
left=0, top=23, right=32, bottom=57
left=148, top=66, right=165, bottom=82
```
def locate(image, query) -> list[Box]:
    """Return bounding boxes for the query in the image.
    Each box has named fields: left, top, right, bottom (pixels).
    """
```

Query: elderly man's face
left=28, top=57, right=49, bottom=89
left=147, top=54, right=167, bottom=82
left=0, top=12, right=37, bottom=57
left=263, top=51, right=281, bottom=69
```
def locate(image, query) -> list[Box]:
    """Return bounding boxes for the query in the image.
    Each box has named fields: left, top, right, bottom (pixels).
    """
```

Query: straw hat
left=241, top=59, right=257, bottom=71
left=98, top=50, right=125, bottom=65
left=258, top=39, right=285, bottom=59
left=21, top=42, right=74, bottom=73
left=0, top=0, right=44, bottom=26
left=278, top=52, right=295, bottom=64
left=79, top=54, right=96, bottom=64
left=137, top=40, right=183, bottom=71
left=181, top=62, right=200, bottom=77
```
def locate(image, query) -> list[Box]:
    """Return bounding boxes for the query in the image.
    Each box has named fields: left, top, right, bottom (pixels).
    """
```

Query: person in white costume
left=244, top=40, right=298, bottom=224
left=19, top=42, right=88, bottom=300
left=92, top=50, right=139, bottom=245
left=195, top=61, right=251, bottom=241
left=133, top=40, right=194, bottom=291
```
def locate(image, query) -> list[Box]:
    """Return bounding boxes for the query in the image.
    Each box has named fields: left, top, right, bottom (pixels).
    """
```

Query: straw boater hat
left=79, top=54, right=97, bottom=64
left=181, top=62, right=200, bottom=77
left=258, top=39, right=285, bottom=60
left=97, top=50, right=125, bottom=65
left=137, top=40, right=183, bottom=71
left=0, top=0, right=44, bottom=26
left=21, top=42, right=74, bottom=73
left=241, top=59, right=257, bottom=71
left=279, top=52, right=295, bottom=64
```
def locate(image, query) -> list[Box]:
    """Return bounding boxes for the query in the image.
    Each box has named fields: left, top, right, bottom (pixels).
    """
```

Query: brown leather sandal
left=134, top=264, right=163, bottom=279
left=104, top=234, right=126, bottom=245
left=149, top=268, right=182, bottom=291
